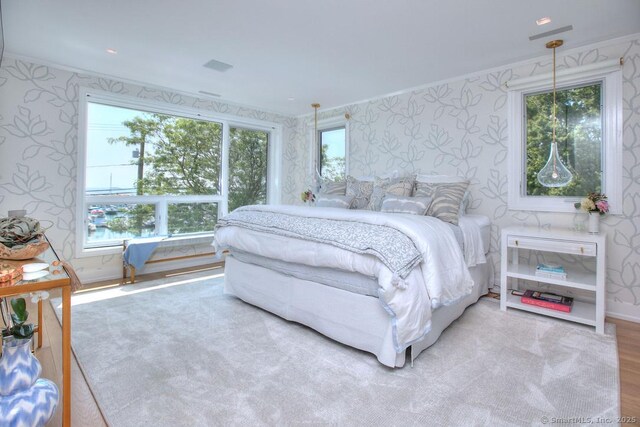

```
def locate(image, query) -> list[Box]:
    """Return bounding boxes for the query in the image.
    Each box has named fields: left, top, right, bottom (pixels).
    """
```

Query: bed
left=214, top=204, right=492, bottom=368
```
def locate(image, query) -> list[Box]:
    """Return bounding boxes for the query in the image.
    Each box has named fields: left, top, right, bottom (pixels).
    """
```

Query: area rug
left=52, top=270, right=619, bottom=426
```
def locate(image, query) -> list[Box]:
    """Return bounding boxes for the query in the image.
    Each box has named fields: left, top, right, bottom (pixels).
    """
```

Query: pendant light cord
left=311, top=103, right=321, bottom=183
left=552, top=45, right=557, bottom=172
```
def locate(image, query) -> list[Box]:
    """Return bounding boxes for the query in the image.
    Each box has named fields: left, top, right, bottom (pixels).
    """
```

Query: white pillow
left=316, top=195, right=354, bottom=209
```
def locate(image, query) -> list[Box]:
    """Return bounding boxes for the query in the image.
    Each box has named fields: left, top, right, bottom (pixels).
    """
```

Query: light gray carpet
left=52, top=269, right=619, bottom=426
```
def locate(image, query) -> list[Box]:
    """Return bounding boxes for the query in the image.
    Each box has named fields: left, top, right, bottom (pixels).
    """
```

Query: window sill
left=508, top=197, right=621, bottom=215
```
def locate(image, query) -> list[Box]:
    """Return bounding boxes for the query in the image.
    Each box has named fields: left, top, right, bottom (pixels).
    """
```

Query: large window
left=228, top=127, right=269, bottom=212
left=507, top=64, right=622, bottom=213
left=77, top=90, right=280, bottom=254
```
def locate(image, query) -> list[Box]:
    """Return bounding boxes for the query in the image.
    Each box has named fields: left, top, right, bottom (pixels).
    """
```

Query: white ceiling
left=3, top=0, right=640, bottom=116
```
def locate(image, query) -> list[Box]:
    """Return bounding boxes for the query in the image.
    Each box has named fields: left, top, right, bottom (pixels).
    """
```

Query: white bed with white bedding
left=214, top=205, right=492, bottom=367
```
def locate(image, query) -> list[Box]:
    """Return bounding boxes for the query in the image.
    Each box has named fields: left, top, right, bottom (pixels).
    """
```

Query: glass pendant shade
left=537, top=39, right=573, bottom=188
left=537, top=141, right=573, bottom=187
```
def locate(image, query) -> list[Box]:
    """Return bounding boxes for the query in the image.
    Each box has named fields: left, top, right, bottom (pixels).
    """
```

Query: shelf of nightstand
left=505, top=263, right=596, bottom=291
left=500, top=226, right=606, bottom=334
left=505, top=294, right=596, bottom=326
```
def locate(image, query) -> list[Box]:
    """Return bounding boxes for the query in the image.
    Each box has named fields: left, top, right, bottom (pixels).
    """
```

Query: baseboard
left=606, top=300, right=640, bottom=324
left=76, top=256, right=219, bottom=285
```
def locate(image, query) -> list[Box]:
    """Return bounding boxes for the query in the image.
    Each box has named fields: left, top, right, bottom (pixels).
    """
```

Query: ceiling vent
left=203, top=58, right=233, bottom=72
left=529, top=25, right=573, bottom=41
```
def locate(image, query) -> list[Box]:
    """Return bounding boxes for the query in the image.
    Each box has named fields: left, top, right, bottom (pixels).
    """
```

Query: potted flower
left=5, top=297, right=35, bottom=340
left=300, top=189, right=316, bottom=204
left=574, top=192, right=609, bottom=234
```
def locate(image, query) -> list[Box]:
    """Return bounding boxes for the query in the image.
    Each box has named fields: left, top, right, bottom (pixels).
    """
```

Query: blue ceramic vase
left=0, top=338, right=59, bottom=426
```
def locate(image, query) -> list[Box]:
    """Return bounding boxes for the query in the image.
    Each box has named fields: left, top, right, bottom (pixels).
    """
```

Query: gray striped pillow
left=381, top=196, right=432, bottom=215
left=316, top=195, right=354, bottom=209
left=367, top=175, right=415, bottom=211
left=414, top=181, right=469, bottom=225
left=346, top=176, right=374, bottom=209
left=319, top=179, right=346, bottom=195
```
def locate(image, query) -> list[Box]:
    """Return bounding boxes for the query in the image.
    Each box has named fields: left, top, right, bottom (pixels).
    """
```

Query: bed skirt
left=224, top=256, right=492, bottom=367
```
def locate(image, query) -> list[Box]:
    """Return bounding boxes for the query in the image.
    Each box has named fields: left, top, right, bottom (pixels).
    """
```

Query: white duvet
left=214, top=205, right=475, bottom=352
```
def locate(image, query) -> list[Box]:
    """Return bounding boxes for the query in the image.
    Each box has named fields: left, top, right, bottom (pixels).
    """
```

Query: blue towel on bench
left=123, top=237, right=166, bottom=270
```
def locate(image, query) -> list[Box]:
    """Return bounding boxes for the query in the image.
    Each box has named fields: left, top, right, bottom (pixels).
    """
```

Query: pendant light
left=537, top=39, right=573, bottom=188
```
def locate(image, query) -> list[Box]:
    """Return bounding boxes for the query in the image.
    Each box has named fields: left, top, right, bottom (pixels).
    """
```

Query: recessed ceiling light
left=287, top=97, right=295, bottom=101
left=106, top=48, right=118, bottom=54
left=536, top=17, right=551, bottom=26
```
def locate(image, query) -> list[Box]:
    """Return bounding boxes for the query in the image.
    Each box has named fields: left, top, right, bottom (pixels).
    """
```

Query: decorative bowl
left=0, top=235, right=49, bottom=260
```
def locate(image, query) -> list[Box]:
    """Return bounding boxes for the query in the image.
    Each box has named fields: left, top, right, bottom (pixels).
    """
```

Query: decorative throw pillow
left=366, top=175, right=415, bottom=211
left=415, top=174, right=470, bottom=215
left=414, top=181, right=469, bottom=225
left=319, top=179, right=347, bottom=195
left=315, top=195, right=354, bottom=209
left=381, top=196, right=432, bottom=215
left=346, top=176, right=374, bottom=209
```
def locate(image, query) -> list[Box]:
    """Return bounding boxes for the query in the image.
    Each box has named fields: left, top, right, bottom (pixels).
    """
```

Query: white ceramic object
left=22, top=270, right=49, bottom=281
left=21, top=263, right=49, bottom=273
left=588, top=212, right=600, bottom=234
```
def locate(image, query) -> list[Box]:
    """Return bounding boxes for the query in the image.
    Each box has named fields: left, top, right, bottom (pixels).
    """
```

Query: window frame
left=310, top=116, right=350, bottom=180
left=76, top=88, right=282, bottom=257
left=507, top=65, right=622, bottom=214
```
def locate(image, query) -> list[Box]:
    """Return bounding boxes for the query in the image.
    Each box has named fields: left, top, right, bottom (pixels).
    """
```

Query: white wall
left=288, top=35, right=640, bottom=322
left=0, top=57, right=299, bottom=282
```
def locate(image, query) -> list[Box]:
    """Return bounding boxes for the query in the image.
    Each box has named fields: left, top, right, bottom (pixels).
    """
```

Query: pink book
left=521, top=296, right=572, bottom=313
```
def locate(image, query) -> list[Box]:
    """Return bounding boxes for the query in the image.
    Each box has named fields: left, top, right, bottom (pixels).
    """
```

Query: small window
left=317, top=126, right=346, bottom=181
left=507, top=65, right=622, bottom=213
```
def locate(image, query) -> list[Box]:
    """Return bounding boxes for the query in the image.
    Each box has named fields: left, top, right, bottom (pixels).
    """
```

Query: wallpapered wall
left=1, top=35, right=639, bottom=320
left=287, top=36, right=640, bottom=321
left=0, top=58, right=299, bottom=281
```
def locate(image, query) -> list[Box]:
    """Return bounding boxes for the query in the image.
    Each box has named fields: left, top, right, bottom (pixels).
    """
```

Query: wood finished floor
left=37, top=267, right=640, bottom=425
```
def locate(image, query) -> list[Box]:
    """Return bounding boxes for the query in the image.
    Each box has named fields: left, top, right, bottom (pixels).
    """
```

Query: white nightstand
left=500, top=226, right=606, bottom=334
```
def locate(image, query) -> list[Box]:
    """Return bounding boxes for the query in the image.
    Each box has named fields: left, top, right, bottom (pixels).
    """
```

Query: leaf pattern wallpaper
left=1, top=35, right=639, bottom=320
left=0, top=59, right=302, bottom=281
left=290, top=36, right=640, bottom=320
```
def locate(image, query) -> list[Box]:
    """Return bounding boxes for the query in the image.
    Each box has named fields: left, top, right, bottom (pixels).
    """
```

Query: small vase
left=0, top=338, right=59, bottom=426
left=588, top=212, right=600, bottom=234
left=0, top=338, right=41, bottom=395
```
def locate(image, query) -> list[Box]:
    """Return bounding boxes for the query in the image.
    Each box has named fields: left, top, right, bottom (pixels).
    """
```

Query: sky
left=321, top=128, right=345, bottom=160
left=85, top=102, right=152, bottom=192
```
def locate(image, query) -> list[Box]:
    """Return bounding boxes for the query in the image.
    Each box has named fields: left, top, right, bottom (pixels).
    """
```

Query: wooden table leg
left=62, top=286, right=71, bottom=427
left=37, top=299, right=43, bottom=349
left=130, top=266, right=136, bottom=284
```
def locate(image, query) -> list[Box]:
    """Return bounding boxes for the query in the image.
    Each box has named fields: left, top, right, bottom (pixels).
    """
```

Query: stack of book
left=535, top=263, right=567, bottom=280
left=521, top=290, right=573, bottom=313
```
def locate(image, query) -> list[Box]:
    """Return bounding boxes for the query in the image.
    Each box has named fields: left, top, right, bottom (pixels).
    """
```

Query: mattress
left=228, top=214, right=491, bottom=299
left=231, top=250, right=380, bottom=297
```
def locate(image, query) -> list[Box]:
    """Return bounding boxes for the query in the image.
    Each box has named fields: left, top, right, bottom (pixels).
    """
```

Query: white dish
left=22, top=270, right=49, bottom=281
left=22, top=263, right=49, bottom=273
left=22, top=262, right=49, bottom=273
